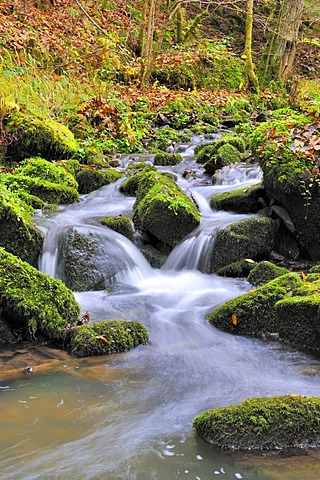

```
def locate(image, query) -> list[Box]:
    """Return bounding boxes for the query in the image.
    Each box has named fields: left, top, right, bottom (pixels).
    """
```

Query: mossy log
left=193, top=395, right=320, bottom=451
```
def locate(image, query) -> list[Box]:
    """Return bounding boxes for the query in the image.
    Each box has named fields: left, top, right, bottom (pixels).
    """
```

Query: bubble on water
left=166, top=444, right=175, bottom=449
left=196, top=454, right=203, bottom=460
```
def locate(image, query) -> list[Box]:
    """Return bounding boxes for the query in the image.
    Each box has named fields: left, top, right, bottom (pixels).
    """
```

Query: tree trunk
left=244, top=0, right=259, bottom=93
left=139, top=0, right=156, bottom=86
left=261, top=0, right=304, bottom=84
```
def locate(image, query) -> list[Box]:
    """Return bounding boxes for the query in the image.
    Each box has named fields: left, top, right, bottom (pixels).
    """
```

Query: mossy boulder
left=139, top=245, right=168, bottom=268
left=210, top=184, right=266, bottom=214
left=204, top=143, right=242, bottom=175
left=210, top=217, right=279, bottom=272
left=275, top=276, right=320, bottom=352
left=153, top=152, right=183, bottom=166
left=69, top=320, right=149, bottom=357
left=0, top=248, right=80, bottom=342
left=206, top=273, right=301, bottom=338
left=248, top=113, right=320, bottom=260
left=195, top=143, right=216, bottom=165
left=0, top=183, right=43, bottom=266
left=100, top=215, right=133, bottom=240
left=59, top=227, right=130, bottom=291
left=120, top=164, right=157, bottom=196
left=6, top=116, right=79, bottom=162
left=14, top=157, right=78, bottom=189
left=75, top=167, right=124, bottom=194
left=3, top=172, right=79, bottom=204
left=148, top=126, right=191, bottom=152
left=247, top=261, right=289, bottom=286
left=216, top=259, right=257, bottom=278
left=193, top=395, right=320, bottom=451
left=133, top=170, right=200, bottom=250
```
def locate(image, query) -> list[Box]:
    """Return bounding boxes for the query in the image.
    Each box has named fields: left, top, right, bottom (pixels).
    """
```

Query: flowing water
left=1, top=137, right=320, bottom=480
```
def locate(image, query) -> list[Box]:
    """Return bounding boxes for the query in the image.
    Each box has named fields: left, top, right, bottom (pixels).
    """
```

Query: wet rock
left=210, top=217, right=279, bottom=272
left=69, top=320, right=149, bottom=357
left=60, top=226, right=129, bottom=291
left=193, top=395, right=320, bottom=452
left=210, top=184, right=267, bottom=214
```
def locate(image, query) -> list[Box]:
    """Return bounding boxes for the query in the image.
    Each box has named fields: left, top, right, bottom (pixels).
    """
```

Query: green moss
left=133, top=170, right=200, bottom=248
left=210, top=217, right=279, bottom=272
left=100, top=215, right=133, bottom=240
left=148, top=127, right=191, bottom=152
left=0, top=182, right=43, bottom=266
left=14, top=157, right=78, bottom=189
left=210, top=184, right=266, bottom=214
left=275, top=291, right=320, bottom=351
left=248, top=112, right=310, bottom=194
left=195, top=144, right=216, bottom=165
left=6, top=115, right=79, bottom=162
left=204, top=143, right=241, bottom=175
left=0, top=248, right=80, bottom=341
left=76, top=167, right=124, bottom=194
left=247, top=261, right=290, bottom=286
left=70, top=320, right=149, bottom=357
left=153, top=152, right=183, bottom=166
left=193, top=395, right=320, bottom=451
left=213, top=133, right=246, bottom=153
left=216, top=259, right=257, bottom=278
left=206, top=273, right=302, bottom=337
left=3, top=172, right=79, bottom=204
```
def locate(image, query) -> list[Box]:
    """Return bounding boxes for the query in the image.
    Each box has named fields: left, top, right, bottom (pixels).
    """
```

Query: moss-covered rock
left=139, top=245, right=168, bottom=268
left=60, top=227, right=130, bottom=291
left=0, top=248, right=80, bottom=341
left=275, top=279, right=320, bottom=352
left=247, top=261, right=290, bottom=286
left=133, top=170, right=200, bottom=250
left=69, top=320, right=149, bottom=357
left=76, top=167, right=124, bottom=194
left=210, top=217, right=279, bottom=272
left=247, top=112, right=320, bottom=260
left=148, top=126, right=191, bottom=152
left=3, top=172, right=79, bottom=204
left=204, top=143, right=241, bottom=175
left=0, top=183, right=43, bottom=266
left=195, top=144, right=216, bottom=165
left=210, top=184, right=266, bottom=214
left=6, top=116, right=79, bottom=162
left=153, top=152, right=183, bottom=166
left=206, top=273, right=301, bottom=337
left=193, top=395, right=320, bottom=451
left=216, top=259, right=257, bottom=278
left=14, top=157, right=78, bottom=189
left=120, top=164, right=157, bottom=196
left=100, top=215, right=133, bottom=240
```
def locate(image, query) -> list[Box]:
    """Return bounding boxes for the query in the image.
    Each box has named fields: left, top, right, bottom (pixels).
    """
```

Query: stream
left=1, top=137, right=320, bottom=479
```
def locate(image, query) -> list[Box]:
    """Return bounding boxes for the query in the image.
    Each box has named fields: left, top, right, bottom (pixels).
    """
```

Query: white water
left=1, top=143, right=320, bottom=480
